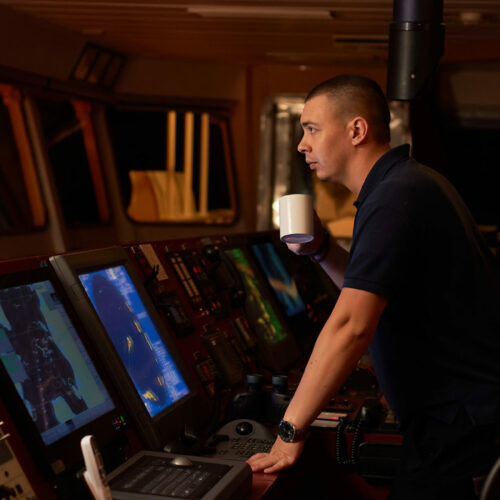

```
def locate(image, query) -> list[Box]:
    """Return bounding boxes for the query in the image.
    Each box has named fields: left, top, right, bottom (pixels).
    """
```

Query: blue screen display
left=78, top=265, right=189, bottom=418
left=250, top=242, right=306, bottom=318
left=0, top=280, right=115, bottom=445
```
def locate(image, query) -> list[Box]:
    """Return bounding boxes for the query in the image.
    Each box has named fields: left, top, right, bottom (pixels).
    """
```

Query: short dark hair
left=306, top=74, right=391, bottom=143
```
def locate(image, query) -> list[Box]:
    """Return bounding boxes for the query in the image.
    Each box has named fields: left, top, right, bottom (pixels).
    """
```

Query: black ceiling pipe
left=386, top=0, right=445, bottom=100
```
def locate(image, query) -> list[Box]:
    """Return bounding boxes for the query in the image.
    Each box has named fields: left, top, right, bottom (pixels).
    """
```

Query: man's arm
left=247, top=286, right=387, bottom=473
left=314, top=232, right=349, bottom=289
left=286, top=213, right=349, bottom=289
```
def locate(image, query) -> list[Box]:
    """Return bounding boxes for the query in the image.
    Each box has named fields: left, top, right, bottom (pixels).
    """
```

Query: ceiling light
left=187, top=5, right=333, bottom=20
left=459, top=11, right=483, bottom=25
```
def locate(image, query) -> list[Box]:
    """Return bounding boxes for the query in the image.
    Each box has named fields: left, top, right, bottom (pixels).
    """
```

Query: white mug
left=279, top=194, right=314, bottom=244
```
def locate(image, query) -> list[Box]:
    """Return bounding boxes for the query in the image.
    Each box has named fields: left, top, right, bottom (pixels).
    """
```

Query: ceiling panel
left=0, top=0, right=499, bottom=64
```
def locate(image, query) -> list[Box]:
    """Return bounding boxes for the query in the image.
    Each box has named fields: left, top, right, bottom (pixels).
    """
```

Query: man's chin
left=315, top=170, right=330, bottom=182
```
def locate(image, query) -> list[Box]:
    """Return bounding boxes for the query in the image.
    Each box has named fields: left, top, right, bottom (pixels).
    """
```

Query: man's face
left=297, top=94, right=351, bottom=184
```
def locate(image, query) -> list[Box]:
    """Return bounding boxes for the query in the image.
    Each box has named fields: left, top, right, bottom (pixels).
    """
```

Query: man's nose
left=297, top=137, right=308, bottom=153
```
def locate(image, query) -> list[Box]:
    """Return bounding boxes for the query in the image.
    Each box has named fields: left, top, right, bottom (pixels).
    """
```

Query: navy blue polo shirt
left=343, top=144, right=500, bottom=427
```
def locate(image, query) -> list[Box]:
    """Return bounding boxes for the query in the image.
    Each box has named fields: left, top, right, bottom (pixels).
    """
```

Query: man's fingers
left=247, top=452, right=289, bottom=473
left=247, top=451, right=296, bottom=473
left=263, top=458, right=290, bottom=473
left=286, top=242, right=303, bottom=254
left=246, top=452, right=268, bottom=469
left=247, top=453, right=277, bottom=472
left=247, top=440, right=304, bottom=473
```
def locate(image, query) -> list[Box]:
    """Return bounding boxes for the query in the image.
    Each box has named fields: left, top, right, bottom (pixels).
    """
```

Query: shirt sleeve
left=343, top=203, right=421, bottom=299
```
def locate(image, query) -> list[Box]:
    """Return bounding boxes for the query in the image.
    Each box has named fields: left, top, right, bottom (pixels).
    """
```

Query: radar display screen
left=78, top=265, right=190, bottom=418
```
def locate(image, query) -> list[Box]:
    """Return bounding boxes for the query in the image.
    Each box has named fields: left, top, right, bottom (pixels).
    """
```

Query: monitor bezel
left=0, top=266, right=131, bottom=477
left=49, top=247, right=198, bottom=451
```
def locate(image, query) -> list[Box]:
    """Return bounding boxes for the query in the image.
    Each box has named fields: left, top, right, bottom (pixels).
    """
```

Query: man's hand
left=286, top=209, right=348, bottom=289
left=246, top=437, right=305, bottom=473
left=286, top=211, right=325, bottom=256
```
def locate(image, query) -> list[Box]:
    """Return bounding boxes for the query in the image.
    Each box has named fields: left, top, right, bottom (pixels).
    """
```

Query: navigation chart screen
left=225, top=248, right=287, bottom=345
left=79, top=265, right=189, bottom=418
left=250, top=242, right=306, bottom=318
left=0, top=280, right=115, bottom=445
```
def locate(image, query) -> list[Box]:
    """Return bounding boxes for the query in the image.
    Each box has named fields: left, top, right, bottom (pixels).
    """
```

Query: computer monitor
left=224, top=247, right=300, bottom=372
left=248, top=234, right=340, bottom=355
left=249, top=241, right=306, bottom=318
left=0, top=267, right=128, bottom=476
left=49, top=247, right=197, bottom=451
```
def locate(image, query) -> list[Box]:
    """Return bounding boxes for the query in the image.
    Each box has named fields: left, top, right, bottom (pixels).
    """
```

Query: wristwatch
left=278, top=420, right=308, bottom=443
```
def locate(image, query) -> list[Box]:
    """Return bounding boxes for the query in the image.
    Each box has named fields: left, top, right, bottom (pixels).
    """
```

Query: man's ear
left=349, top=117, right=368, bottom=145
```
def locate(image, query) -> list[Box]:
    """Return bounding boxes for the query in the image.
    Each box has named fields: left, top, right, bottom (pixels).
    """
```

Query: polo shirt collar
left=354, top=144, right=411, bottom=208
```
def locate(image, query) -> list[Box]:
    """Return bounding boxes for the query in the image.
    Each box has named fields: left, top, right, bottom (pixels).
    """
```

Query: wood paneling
left=0, top=0, right=499, bottom=65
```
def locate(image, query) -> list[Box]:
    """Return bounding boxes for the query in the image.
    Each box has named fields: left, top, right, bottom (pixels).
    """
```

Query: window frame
left=0, top=84, right=46, bottom=230
left=106, top=101, right=239, bottom=226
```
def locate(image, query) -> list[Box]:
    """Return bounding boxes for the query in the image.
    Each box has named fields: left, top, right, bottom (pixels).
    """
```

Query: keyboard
left=216, top=436, right=274, bottom=460
left=208, top=419, right=275, bottom=461
left=107, top=451, right=251, bottom=500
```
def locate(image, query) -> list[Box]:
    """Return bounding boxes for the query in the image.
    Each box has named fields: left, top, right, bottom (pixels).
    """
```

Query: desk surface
left=250, top=472, right=279, bottom=499
left=245, top=428, right=398, bottom=500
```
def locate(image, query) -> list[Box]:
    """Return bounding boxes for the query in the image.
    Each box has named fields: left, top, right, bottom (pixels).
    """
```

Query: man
left=247, top=74, right=500, bottom=499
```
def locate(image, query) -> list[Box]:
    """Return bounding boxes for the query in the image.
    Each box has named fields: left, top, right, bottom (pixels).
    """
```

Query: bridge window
left=0, top=84, right=45, bottom=234
left=106, top=107, right=237, bottom=225
left=35, top=96, right=109, bottom=227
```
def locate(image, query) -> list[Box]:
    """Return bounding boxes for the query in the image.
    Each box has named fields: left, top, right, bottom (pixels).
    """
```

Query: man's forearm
left=246, top=288, right=387, bottom=474
left=282, top=287, right=386, bottom=431
left=282, top=316, right=370, bottom=430
left=317, top=236, right=349, bottom=289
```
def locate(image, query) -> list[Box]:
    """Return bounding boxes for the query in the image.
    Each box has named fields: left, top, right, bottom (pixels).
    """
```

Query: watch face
left=278, top=420, right=295, bottom=442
